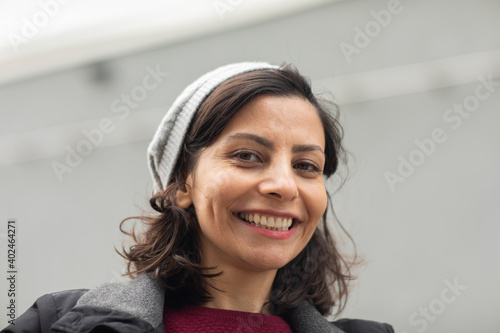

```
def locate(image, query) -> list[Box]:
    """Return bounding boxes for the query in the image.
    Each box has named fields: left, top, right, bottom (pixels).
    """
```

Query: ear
left=175, top=179, right=193, bottom=209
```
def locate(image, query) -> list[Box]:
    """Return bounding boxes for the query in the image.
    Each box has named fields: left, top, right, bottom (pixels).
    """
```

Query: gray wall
left=1, top=0, right=499, bottom=331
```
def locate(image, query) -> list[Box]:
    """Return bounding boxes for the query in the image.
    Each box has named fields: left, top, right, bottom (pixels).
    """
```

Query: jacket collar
left=281, top=299, right=345, bottom=333
left=75, top=274, right=345, bottom=333
left=76, top=274, right=164, bottom=328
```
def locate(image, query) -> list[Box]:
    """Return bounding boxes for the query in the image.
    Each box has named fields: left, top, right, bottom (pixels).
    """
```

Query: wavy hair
left=119, top=64, right=355, bottom=316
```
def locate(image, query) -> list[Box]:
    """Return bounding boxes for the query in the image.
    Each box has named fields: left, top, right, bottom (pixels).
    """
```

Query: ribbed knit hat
left=147, top=62, right=279, bottom=191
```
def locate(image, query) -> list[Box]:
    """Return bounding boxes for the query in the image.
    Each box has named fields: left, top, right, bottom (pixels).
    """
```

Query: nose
left=258, top=160, right=298, bottom=202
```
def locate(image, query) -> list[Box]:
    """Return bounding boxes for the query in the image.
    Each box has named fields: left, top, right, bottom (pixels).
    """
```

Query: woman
left=4, top=62, right=394, bottom=332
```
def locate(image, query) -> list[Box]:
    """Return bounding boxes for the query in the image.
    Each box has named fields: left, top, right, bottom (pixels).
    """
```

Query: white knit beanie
left=147, top=62, right=279, bottom=191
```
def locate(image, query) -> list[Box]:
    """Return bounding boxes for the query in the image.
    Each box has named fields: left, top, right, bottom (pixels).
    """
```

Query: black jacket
left=2, top=275, right=393, bottom=333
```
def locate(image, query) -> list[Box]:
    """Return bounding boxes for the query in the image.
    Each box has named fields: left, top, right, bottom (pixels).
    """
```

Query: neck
left=202, top=264, right=277, bottom=314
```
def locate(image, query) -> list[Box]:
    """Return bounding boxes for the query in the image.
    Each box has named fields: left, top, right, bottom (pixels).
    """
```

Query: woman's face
left=181, top=95, right=328, bottom=272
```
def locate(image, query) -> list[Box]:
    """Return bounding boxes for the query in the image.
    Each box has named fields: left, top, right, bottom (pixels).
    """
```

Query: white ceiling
left=0, top=0, right=337, bottom=85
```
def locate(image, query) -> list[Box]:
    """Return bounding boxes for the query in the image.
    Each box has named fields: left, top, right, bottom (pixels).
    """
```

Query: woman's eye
left=294, top=162, right=321, bottom=173
left=235, top=151, right=260, bottom=162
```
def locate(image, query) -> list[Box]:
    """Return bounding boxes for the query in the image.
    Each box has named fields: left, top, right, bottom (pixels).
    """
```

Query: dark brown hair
left=119, top=64, right=354, bottom=316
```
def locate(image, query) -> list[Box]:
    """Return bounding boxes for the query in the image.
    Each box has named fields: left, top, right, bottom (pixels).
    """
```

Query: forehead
left=216, top=95, right=325, bottom=148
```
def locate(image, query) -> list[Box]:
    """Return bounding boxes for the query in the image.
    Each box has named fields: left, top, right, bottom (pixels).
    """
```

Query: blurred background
left=1, top=0, right=499, bottom=331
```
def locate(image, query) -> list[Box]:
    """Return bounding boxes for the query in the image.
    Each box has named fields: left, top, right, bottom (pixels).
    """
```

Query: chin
left=246, top=253, right=293, bottom=272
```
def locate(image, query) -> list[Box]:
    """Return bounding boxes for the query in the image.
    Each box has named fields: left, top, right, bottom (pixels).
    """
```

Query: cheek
left=191, top=169, right=242, bottom=219
left=319, top=187, right=328, bottom=216
left=306, top=183, right=328, bottom=226
left=199, top=171, right=233, bottom=202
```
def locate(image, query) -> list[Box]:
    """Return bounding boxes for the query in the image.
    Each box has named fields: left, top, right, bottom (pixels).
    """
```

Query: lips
left=237, top=212, right=296, bottom=231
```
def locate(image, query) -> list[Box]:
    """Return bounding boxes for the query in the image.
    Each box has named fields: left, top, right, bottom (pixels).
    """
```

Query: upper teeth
left=238, top=213, right=293, bottom=231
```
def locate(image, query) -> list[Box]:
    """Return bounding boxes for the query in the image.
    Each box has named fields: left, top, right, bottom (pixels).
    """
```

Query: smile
left=237, top=212, right=294, bottom=231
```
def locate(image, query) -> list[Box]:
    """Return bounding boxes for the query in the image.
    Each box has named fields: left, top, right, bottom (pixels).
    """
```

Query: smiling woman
left=4, top=63, right=394, bottom=332
left=184, top=96, right=327, bottom=265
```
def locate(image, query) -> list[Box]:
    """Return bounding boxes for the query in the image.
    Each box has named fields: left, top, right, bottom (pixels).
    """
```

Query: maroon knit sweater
left=163, top=305, right=293, bottom=332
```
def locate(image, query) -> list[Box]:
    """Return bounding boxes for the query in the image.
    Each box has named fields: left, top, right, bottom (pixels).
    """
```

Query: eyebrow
left=224, top=133, right=324, bottom=155
left=292, top=144, right=325, bottom=155
left=225, top=133, right=273, bottom=148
